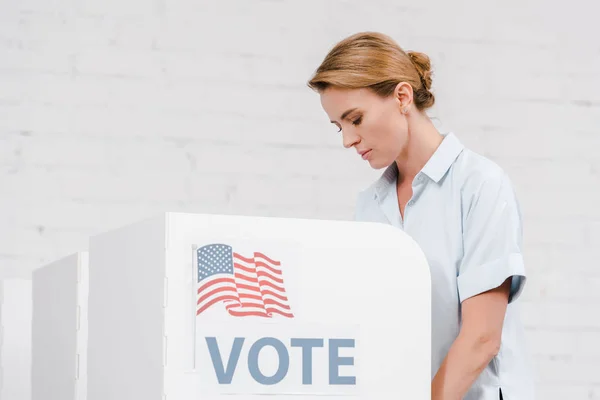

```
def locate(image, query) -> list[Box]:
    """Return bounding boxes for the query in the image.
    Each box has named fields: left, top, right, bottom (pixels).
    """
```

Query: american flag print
left=195, top=244, right=294, bottom=318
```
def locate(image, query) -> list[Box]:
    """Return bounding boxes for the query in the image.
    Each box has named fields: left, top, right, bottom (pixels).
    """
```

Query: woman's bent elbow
left=478, top=334, right=501, bottom=360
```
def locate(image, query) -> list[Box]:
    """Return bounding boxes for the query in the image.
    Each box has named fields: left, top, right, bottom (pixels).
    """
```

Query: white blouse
left=354, top=132, right=536, bottom=400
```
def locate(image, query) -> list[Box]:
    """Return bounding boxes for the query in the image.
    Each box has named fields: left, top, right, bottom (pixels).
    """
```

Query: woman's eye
left=352, top=116, right=362, bottom=126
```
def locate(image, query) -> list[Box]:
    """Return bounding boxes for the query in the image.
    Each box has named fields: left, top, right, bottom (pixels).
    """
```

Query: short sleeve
left=457, top=172, right=527, bottom=304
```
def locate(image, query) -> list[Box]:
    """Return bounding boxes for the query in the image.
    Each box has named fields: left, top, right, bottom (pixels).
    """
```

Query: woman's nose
left=342, top=129, right=360, bottom=149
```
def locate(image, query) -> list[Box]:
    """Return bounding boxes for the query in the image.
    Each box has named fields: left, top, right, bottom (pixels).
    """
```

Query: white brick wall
left=1, top=0, right=599, bottom=396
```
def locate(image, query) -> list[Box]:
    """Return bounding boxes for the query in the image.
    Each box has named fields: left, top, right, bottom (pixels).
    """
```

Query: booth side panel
left=32, top=254, right=79, bottom=400
left=88, top=215, right=167, bottom=400
left=75, top=252, right=89, bottom=400
left=0, top=279, right=32, bottom=400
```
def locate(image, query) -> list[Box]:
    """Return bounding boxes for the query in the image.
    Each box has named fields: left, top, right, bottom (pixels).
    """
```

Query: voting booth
left=31, top=252, right=89, bottom=400
left=0, top=278, right=32, bottom=400
left=86, top=212, right=432, bottom=400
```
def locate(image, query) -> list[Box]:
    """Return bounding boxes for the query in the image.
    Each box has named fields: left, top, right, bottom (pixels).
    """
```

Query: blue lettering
left=328, top=338, right=356, bottom=385
left=290, top=338, right=324, bottom=384
left=205, top=336, right=356, bottom=386
left=247, top=337, right=289, bottom=385
left=205, top=337, right=244, bottom=384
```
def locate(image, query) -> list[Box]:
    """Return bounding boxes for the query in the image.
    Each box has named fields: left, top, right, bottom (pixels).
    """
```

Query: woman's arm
left=431, top=277, right=512, bottom=400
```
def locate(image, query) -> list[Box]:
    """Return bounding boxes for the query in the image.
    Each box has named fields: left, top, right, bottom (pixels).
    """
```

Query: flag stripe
left=254, top=252, right=281, bottom=266
left=257, top=271, right=284, bottom=284
left=198, top=277, right=236, bottom=294
left=228, top=310, right=270, bottom=317
left=239, top=293, right=262, bottom=301
left=198, top=290, right=238, bottom=310
left=225, top=302, right=269, bottom=316
left=267, top=309, right=294, bottom=318
left=197, top=295, right=239, bottom=315
left=264, top=298, right=292, bottom=310
left=258, top=279, right=286, bottom=293
left=255, top=261, right=283, bottom=275
left=236, top=283, right=262, bottom=293
left=262, top=289, right=289, bottom=302
left=263, top=301, right=293, bottom=313
left=197, top=285, right=237, bottom=305
left=236, top=301, right=264, bottom=308
left=225, top=302, right=264, bottom=311
left=233, top=253, right=254, bottom=264
left=234, top=264, right=255, bottom=274
left=234, top=272, right=259, bottom=283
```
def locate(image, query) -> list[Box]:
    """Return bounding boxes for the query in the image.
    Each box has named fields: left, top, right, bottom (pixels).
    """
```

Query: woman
left=307, top=32, right=535, bottom=400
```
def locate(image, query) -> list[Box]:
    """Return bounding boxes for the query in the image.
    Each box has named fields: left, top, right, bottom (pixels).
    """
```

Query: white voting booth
left=86, top=212, right=431, bottom=400
left=0, top=278, right=32, bottom=400
left=31, top=252, right=89, bottom=400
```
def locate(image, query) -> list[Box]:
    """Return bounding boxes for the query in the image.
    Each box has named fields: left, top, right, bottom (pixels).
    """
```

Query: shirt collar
left=421, top=132, right=464, bottom=182
left=373, top=132, right=464, bottom=199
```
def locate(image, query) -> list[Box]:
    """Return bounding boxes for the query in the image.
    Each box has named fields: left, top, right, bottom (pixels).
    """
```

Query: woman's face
left=319, top=86, right=409, bottom=170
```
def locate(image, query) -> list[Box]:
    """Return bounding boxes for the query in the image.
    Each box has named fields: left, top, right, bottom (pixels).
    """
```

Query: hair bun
left=307, top=32, right=436, bottom=111
left=408, top=51, right=432, bottom=90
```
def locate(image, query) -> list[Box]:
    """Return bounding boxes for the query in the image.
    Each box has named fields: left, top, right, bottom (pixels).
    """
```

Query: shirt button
left=408, top=200, right=414, bottom=206
left=418, top=175, right=423, bottom=182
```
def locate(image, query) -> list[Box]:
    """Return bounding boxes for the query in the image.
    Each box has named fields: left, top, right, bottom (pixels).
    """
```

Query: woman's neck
left=395, top=113, right=444, bottom=184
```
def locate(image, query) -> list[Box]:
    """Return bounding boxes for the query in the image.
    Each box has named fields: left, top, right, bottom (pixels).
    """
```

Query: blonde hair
left=307, top=32, right=435, bottom=111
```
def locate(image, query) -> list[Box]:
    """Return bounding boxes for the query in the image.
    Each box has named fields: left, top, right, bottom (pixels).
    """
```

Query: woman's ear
left=394, top=81, right=414, bottom=111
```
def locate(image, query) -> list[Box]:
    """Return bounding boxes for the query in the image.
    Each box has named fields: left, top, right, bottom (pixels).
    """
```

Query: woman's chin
left=368, top=158, right=391, bottom=170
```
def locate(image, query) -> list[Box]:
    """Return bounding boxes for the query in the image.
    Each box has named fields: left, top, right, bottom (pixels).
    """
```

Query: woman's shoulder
left=452, top=146, right=521, bottom=216
left=453, top=146, right=507, bottom=185
left=452, top=145, right=519, bottom=196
